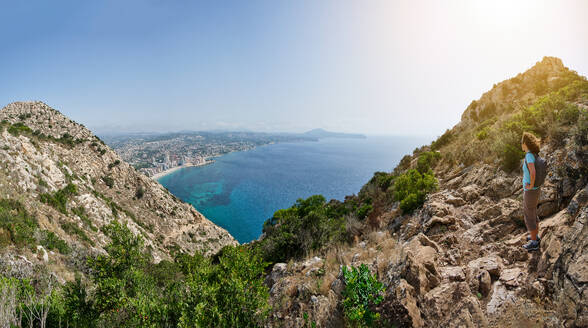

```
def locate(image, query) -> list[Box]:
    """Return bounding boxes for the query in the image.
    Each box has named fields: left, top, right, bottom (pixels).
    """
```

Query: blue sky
left=1, top=0, right=587, bottom=137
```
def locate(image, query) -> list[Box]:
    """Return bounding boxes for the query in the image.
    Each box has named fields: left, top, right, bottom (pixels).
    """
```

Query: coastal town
left=103, top=131, right=317, bottom=178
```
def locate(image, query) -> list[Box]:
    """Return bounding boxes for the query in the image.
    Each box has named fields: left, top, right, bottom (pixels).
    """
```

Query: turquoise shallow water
left=157, top=136, right=430, bottom=243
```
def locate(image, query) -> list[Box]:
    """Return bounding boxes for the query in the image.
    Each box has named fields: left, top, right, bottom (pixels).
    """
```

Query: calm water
left=157, top=136, right=430, bottom=243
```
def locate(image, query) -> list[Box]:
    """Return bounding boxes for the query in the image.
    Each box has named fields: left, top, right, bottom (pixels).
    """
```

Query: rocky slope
left=263, top=57, right=588, bottom=327
left=0, top=101, right=236, bottom=282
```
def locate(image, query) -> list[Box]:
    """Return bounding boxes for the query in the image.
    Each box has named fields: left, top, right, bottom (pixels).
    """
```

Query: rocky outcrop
left=0, top=101, right=236, bottom=281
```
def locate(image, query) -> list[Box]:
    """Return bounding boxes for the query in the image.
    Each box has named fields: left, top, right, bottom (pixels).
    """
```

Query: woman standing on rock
left=521, top=132, right=541, bottom=251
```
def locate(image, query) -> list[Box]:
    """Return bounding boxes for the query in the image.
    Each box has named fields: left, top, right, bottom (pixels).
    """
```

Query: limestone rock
left=467, top=255, right=503, bottom=278
left=439, top=266, right=466, bottom=282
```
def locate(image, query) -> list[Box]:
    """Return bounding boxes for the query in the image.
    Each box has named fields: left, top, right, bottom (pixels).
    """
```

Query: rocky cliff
left=263, top=57, right=588, bottom=327
left=0, top=101, right=236, bottom=281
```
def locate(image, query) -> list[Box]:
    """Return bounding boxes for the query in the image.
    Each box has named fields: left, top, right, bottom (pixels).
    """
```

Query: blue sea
left=157, top=136, right=430, bottom=243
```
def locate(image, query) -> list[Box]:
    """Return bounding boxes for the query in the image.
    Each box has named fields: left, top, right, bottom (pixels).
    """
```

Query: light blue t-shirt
left=522, top=151, right=539, bottom=191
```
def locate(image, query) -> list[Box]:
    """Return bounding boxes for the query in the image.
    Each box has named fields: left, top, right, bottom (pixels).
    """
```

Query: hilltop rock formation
left=264, top=57, right=588, bottom=327
left=0, top=101, right=236, bottom=281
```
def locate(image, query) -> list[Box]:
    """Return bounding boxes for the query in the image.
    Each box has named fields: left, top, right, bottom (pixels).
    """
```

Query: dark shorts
left=523, top=188, right=541, bottom=231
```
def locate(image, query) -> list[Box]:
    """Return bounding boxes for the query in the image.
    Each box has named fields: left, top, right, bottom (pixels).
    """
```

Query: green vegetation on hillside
left=434, top=66, right=588, bottom=171
left=1, top=120, right=86, bottom=146
left=0, top=199, right=70, bottom=254
left=39, top=183, right=78, bottom=214
left=255, top=150, right=440, bottom=265
left=257, top=195, right=349, bottom=263
left=0, top=221, right=270, bottom=327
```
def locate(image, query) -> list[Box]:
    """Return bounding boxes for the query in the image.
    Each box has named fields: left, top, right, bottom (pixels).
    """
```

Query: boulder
left=395, top=279, right=424, bottom=328
left=266, top=263, right=288, bottom=286
left=499, top=267, right=525, bottom=288
left=486, top=282, right=516, bottom=316
left=458, top=184, right=481, bottom=203
left=446, top=195, right=466, bottom=207
left=439, top=266, right=466, bottom=282
left=468, top=255, right=503, bottom=278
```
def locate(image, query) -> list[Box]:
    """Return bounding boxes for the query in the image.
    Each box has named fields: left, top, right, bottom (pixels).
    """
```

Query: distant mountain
left=303, top=128, right=366, bottom=139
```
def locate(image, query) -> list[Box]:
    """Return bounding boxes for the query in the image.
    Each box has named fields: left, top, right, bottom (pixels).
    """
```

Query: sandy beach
left=151, top=160, right=214, bottom=180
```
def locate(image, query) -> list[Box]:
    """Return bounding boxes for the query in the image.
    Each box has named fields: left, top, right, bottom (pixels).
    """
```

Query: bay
left=157, top=135, right=430, bottom=243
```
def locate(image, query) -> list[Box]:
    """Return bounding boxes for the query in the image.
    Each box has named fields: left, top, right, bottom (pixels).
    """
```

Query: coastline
left=150, top=140, right=310, bottom=181
left=151, top=160, right=214, bottom=180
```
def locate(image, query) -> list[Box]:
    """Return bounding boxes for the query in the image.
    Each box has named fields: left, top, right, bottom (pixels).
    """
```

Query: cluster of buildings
left=138, top=152, right=210, bottom=177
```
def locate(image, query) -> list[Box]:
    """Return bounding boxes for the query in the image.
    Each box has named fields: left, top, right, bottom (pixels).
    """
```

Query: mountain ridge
left=0, top=101, right=237, bottom=281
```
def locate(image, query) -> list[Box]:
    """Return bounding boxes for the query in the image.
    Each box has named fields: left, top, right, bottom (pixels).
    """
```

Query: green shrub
left=342, top=264, right=385, bottom=327
left=178, top=246, right=270, bottom=327
left=7, top=122, right=32, bottom=136
left=61, top=221, right=94, bottom=246
left=40, top=183, right=78, bottom=214
left=572, top=108, right=588, bottom=147
left=0, top=199, right=38, bottom=248
left=108, top=160, right=121, bottom=170
left=558, top=104, right=581, bottom=125
left=135, top=185, right=145, bottom=199
left=366, top=172, right=395, bottom=191
left=258, top=195, right=348, bottom=263
left=416, top=151, right=440, bottom=174
left=430, top=129, right=454, bottom=150
left=102, top=176, right=114, bottom=188
left=356, top=203, right=373, bottom=220
left=493, top=130, right=524, bottom=172
left=393, top=169, right=438, bottom=214
left=41, top=230, right=71, bottom=254
left=476, top=126, right=490, bottom=140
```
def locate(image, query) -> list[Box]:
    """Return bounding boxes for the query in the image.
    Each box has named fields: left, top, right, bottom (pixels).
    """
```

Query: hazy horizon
left=1, top=0, right=587, bottom=138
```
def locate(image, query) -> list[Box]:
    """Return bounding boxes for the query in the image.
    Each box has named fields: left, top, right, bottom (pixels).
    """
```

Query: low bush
left=7, top=122, right=32, bottom=136
left=430, top=128, right=454, bottom=150
left=476, top=126, right=490, bottom=140
left=356, top=203, right=373, bottom=220
left=342, top=263, right=385, bottom=327
left=102, top=176, right=114, bottom=188
left=0, top=199, right=38, bottom=248
left=61, top=221, right=94, bottom=246
left=416, top=151, right=440, bottom=174
left=258, top=195, right=348, bottom=263
left=392, top=169, right=438, bottom=214
left=178, top=246, right=270, bottom=327
left=108, top=160, right=121, bottom=170
left=40, top=183, right=78, bottom=214
left=41, top=230, right=71, bottom=254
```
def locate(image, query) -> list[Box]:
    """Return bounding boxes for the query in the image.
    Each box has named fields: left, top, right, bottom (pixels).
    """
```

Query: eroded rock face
left=0, top=101, right=237, bottom=280
left=549, top=206, right=588, bottom=326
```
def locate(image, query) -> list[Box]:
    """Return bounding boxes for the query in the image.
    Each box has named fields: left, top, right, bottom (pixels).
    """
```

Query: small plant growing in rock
left=102, top=175, right=114, bottom=188
left=135, top=185, right=145, bottom=199
left=342, top=263, right=385, bottom=327
left=108, top=160, right=121, bottom=170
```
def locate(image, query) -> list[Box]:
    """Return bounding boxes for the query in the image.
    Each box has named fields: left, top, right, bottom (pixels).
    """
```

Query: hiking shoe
left=526, top=235, right=541, bottom=242
left=522, top=239, right=540, bottom=252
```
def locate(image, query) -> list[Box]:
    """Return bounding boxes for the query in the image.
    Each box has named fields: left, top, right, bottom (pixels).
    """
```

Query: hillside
left=0, top=101, right=236, bottom=281
left=260, top=57, right=588, bottom=327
